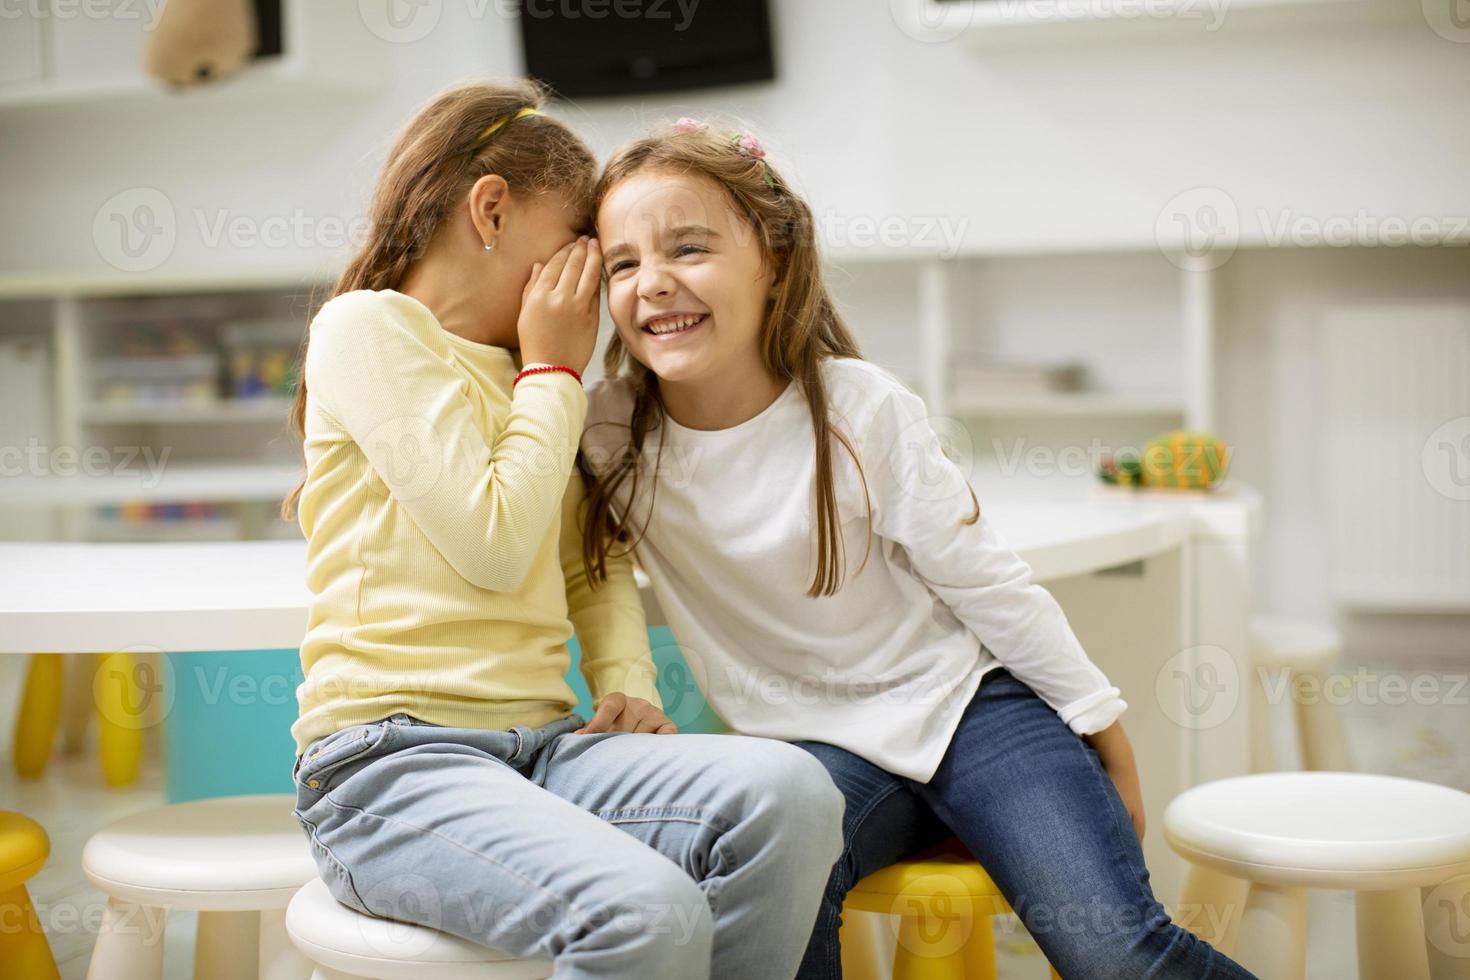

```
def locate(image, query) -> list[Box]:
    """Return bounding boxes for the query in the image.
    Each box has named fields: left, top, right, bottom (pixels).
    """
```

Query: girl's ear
left=468, top=174, right=510, bottom=247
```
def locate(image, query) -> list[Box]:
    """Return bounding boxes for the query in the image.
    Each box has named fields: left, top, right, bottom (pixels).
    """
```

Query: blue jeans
left=293, top=712, right=844, bottom=980
left=793, top=668, right=1257, bottom=980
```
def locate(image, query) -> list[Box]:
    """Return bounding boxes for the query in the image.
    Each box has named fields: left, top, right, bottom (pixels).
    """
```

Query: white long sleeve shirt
left=583, top=357, right=1126, bottom=782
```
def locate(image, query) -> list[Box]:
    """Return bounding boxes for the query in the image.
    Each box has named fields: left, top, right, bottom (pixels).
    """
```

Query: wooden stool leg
left=95, top=651, right=146, bottom=788
left=13, top=653, right=63, bottom=779
left=1293, top=668, right=1351, bottom=772
left=87, top=897, right=165, bottom=980
left=959, top=914, right=996, bottom=980
left=1178, top=861, right=1249, bottom=954
left=195, top=909, right=260, bottom=980
left=1357, top=888, right=1430, bottom=980
left=1423, top=874, right=1470, bottom=980
left=894, top=914, right=966, bottom=980
left=258, top=906, right=314, bottom=980
left=0, top=883, right=60, bottom=979
left=1235, top=882, right=1307, bottom=980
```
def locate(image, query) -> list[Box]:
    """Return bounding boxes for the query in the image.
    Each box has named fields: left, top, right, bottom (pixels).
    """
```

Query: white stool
left=1165, top=772, right=1470, bottom=980
left=286, top=877, right=551, bottom=979
left=82, top=794, right=317, bottom=980
left=1249, top=616, right=1352, bottom=772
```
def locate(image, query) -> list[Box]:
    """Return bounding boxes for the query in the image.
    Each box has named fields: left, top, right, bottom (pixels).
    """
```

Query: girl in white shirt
left=579, top=120, right=1255, bottom=980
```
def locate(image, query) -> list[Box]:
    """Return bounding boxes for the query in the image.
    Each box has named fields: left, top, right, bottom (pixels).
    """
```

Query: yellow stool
left=842, top=854, right=1063, bottom=980
left=13, top=651, right=149, bottom=787
left=0, top=811, right=61, bottom=980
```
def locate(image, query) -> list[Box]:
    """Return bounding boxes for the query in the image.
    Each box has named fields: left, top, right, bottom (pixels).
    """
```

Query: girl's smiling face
left=598, top=169, right=775, bottom=387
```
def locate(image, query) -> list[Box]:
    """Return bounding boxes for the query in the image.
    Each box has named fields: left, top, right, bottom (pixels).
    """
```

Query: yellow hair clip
left=479, top=106, right=541, bottom=142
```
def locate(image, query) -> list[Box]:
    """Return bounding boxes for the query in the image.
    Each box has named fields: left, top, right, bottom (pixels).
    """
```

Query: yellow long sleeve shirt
left=290, top=289, right=659, bottom=755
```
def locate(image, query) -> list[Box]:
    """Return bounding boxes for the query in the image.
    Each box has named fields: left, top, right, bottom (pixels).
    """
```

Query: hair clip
left=735, top=131, right=766, bottom=160
left=673, top=117, right=708, bottom=134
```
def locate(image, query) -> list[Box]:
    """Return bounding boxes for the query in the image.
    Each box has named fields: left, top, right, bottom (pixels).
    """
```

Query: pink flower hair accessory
left=672, top=117, right=708, bottom=134
left=736, top=131, right=766, bottom=159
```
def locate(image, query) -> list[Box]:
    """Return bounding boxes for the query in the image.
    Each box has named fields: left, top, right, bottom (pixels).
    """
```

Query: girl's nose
left=636, top=263, right=676, bottom=301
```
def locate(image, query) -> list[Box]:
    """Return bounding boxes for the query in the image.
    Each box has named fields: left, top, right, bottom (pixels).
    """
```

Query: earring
left=484, top=238, right=497, bottom=252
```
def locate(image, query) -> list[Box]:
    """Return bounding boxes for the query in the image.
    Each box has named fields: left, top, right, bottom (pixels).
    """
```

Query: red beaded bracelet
left=513, top=364, right=583, bottom=389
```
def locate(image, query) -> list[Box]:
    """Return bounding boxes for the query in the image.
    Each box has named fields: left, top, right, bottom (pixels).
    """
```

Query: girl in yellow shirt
left=282, top=81, right=842, bottom=980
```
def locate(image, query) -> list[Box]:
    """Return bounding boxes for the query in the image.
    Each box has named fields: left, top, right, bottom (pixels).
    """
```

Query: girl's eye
left=607, top=260, right=636, bottom=276
left=674, top=244, right=708, bottom=258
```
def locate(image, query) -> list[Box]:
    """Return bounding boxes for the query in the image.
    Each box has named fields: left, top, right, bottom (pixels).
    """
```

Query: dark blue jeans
left=793, top=667, right=1256, bottom=980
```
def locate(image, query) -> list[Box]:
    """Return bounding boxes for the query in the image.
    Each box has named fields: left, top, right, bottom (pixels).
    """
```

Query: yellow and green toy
left=1097, top=430, right=1231, bottom=490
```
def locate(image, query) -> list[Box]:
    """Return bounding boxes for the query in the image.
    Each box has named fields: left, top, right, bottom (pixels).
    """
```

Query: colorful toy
left=1098, top=430, right=1232, bottom=490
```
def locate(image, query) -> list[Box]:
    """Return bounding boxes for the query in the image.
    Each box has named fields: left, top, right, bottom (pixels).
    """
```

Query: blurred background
left=0, top=1, right=1467, bottom=977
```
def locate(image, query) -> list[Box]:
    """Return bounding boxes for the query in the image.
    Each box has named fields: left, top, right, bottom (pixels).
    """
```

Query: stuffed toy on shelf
left=1097, top=430, right=1232, bottom=491
left=144, top=0, right=258, bottom=87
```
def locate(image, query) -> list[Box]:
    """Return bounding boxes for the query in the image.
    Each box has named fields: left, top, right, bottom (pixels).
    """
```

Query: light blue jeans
left=292, top=711, right=844, bottom=980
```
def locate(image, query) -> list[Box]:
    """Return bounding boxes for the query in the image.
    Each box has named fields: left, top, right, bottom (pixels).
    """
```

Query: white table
left=0, top=479, right=1260, bottom=900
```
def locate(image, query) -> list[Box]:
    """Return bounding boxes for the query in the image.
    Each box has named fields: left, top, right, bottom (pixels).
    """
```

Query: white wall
left=2, top=3, right=1468, bottom=276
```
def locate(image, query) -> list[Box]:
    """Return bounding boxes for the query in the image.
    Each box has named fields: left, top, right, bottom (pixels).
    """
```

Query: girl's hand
left=574, top=692, right=678, bottom=735
left=1084, top=721, right=1147, bottom=841
left=517, top=236, right=602, bottom=375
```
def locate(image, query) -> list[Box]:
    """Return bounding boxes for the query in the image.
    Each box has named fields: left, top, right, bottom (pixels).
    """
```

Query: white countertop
left=0, top=479, right=1258, bottom=653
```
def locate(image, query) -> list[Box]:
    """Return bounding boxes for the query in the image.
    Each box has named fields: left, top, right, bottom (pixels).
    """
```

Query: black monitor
left=517, top=0, right=775, bottom=98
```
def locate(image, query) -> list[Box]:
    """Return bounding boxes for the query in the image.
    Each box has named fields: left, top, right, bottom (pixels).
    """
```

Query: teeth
left=647, top=314, right=703, bottom=335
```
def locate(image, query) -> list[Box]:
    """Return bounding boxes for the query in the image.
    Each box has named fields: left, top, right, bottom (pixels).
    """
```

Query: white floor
left=2, top=651, right=1466, bottom=980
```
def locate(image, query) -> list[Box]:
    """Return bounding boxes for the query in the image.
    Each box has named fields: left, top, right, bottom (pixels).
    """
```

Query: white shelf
left=0, top=4, right=385, bottom=114
left=951, top=390, right=1185, bottom=418
left=921, top=0, right=1420, bottom=47
left=81, top=398, right=293, bottom=425
left=0, top=462, right=300, bottom=507
left=86, top=515, right=242, bottom=542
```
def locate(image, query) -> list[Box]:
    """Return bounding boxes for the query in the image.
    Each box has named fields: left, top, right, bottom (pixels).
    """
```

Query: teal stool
left=165, top=628, right=722, bottom=802
left=165, top=649, right=302, bottom=803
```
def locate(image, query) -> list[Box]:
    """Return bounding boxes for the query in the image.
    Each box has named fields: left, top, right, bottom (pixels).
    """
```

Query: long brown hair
left=281, top=79, right=596, bottom=520
left=582, top=123, right=874, bottom=598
